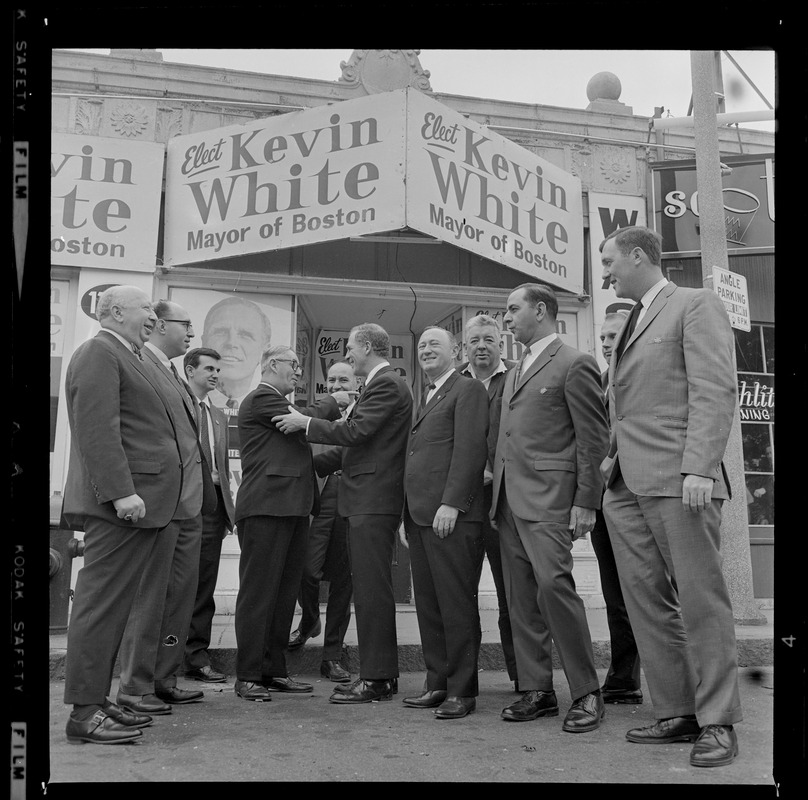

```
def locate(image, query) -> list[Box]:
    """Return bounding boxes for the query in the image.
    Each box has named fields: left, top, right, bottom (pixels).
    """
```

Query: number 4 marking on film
left=781, top=636, right=796, bottom=647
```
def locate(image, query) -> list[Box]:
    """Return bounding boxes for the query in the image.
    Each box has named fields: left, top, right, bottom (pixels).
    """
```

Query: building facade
left=50, top=49, right=775, bottom=611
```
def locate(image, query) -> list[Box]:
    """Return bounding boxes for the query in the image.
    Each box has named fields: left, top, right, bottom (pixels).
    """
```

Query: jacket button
left=412, top=429, right=417, bottom=434
left=616, top=415, right=624, bottom=420
left=505, top=431, right=510, bottom=436
left=409, top=451, right=414, bottom=456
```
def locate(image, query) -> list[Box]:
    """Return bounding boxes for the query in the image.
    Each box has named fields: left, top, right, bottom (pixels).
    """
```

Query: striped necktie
left=514, top=346, right=531, bottom=385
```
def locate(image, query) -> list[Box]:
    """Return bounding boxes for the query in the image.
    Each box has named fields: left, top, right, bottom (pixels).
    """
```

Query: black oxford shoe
left=102, top=702, right=152, bottom=728
left=287, top=619, right=322, bottom=650
left=185, top=665, right=227, bottom=683
left=235, top=680, right=272, bottom=701
left=66, top=710, right=143, bottom=745
left=116, top=692, right=172, bottom=715
left=402, top=689, right=448, bottom=708
left=690, top=725, right=739, bottom=767
left=320, top=660, right=352, bottom=683
left=501, top=690, right=559, bottom=722
left=155, top=687, right=204, bottom=704
left=601, top=687, right=643, bottom=704
left=434, top=696, right=476, bottom=719
left=265, top=677, right=313, bottom=693
left=626, top=715, right=701, bottom=744
left=329, top=678, right=394, bottom=704
left=562, top=691, right=605, bottom=733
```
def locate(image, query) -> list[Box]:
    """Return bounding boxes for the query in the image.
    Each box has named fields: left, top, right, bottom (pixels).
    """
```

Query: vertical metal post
left=689, top=51, right=765, bottom=624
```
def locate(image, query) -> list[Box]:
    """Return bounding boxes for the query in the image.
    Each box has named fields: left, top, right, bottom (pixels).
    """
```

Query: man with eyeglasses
left=116, top=299, right=217, bottom=717
left=232, top=345, right=352, bottom=701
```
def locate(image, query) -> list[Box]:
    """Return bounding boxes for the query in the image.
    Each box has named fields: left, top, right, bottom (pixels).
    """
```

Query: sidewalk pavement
left=48, top=604, right=774, bottom=680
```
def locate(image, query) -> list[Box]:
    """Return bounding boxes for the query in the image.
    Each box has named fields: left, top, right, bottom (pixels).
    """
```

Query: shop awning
left=164, top=88, right=584, bottom=294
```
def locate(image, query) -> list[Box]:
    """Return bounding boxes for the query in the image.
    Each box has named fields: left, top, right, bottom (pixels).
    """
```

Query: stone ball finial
left=586, top=72, right=622, bottom=102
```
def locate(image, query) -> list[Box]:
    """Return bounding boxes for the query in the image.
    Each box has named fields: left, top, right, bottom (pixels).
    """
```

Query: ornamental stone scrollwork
left=74, top=99, right=104, bottom=135
left=156, top=106, right=184, bottom=142
left=339, top=49, right=432, bottom=95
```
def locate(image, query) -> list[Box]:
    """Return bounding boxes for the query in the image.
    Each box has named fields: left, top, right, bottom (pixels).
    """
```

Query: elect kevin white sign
left=164, top=92, right=406, bottom=263
left=164, top=89, right=584, bottom=293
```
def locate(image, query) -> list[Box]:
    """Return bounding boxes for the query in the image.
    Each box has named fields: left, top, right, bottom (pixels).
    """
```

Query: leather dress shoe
left=235, top=680, right=272, bottom=701
left=66, top=710, right=143, bottom=745
left=562, top=691, right=605, bottom=733
left=116, top=692, right=172, bottom=715
left=102, top=701, right=152, bottom=728
left=287, top=619, right=322, bottom=650
left=434, top=696, right=476, bottom=719
left=265, top=676, right=313, bottom=693
left=321, top=660, right=352, bottom=683
left=155, top=687, right=204, bottom=704
left=329, top=678, right=394, bottom=704
left=601, top=686, right=643, bottom=704
left=689, top=725, right=739, bottom=767
left=185, top=665, right=227, bottom=683
left=402, top=689, right=448, bottom=708
left=626, top=715, right=701, bottom=744
left=501, top=690, right=559, bottom=722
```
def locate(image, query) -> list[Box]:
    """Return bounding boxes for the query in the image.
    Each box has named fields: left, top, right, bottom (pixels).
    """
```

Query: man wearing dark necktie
left=492, top=283, right=609, bottom=733
left=400, top=327, right=489, bottom=719
left=117, top=300, right=213, bottom=715
left=182, top=348, right=236, bottom=684
left=273, top=323, right=413, bottom=704
left=590, top=311, right=642, bottom=705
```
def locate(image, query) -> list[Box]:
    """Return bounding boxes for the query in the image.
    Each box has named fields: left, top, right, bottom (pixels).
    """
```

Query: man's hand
left=397, top=521, right=408, bottom=549
left=483, top=468, right=493, bottom=487
left=330, top=390, right=357, bottom=411
left=272, top=406, right=308, bottom=434
left=432, top=504, right=460, bottom=538
left=568, top=505, right=595, bottom=541
left=113, top=494, right=146, bottom=524
left=682, top=474, right=715, bottom=512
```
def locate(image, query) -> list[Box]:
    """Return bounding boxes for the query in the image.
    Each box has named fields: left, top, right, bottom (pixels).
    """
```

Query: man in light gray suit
left=599, top=225, right=741, bottom=768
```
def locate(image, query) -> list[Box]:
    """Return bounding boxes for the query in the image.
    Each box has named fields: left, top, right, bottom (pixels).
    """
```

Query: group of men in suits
left=60, top=287, right=235, bottom=744
left=61, top=225, right=741, bottom=767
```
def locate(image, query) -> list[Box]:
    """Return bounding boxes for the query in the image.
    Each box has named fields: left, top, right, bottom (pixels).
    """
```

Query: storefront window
left=736, top=324, right=774, bottom=528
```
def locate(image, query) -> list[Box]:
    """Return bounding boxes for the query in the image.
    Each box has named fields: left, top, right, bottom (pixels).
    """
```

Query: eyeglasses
left=274, top=358, right=301, bottom=371
left=162, top=319, right=194, bottom=332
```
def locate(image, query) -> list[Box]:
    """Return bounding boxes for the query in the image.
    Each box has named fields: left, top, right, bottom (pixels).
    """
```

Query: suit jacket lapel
left=143, top=346, right=199, bottom=428
left=414, top=370, right=459, bottom=424
left=510, top=337, right=560, bottom=398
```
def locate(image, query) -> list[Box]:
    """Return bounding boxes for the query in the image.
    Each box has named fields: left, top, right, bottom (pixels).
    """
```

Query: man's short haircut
left=152, top=299, right=174, bottom=320
left=466, top=313, right=501, bottom=333
left=603, top=310, right=629, bottom=325
left=184, top=347, right=222, bottom=371
left=513, top=282, right=559, bottom=320
left=95, top=285, right=146, bottom=321
left=599, top=225, right=663, bottom=266
left=260, top=344, right=294, bottom=373
left=329, top=358, right=354, bottom=372
left=203, top=296, right=272, bottom=344
left=350, top=323, right=390, bottom=358
left=421, top=326, right=457, bottom=349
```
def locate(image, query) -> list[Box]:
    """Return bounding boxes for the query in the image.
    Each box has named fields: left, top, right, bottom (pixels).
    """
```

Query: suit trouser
left=345, top=514, right=399, bottom=679
left=184, top=485, right=229, bottom=671
left=298, top=475, right=352, bottom=660
left=590, top=508, right=641, bottom=691
left=603, top=474, right=742, bottom=725
left=406, top=513, right=484, bottom=697
left=118, top=515, right=203, bottom=694
left=64, top=518, right=161, bottom=706
left=480, top=483, right=518, bottom=682
left=235, top=515, right=308, bottom=681
left=497, top=493, right=599, bottom=700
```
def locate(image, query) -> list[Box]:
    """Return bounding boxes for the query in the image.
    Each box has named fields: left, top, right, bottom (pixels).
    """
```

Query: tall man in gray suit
left=117, top=300, right=211, bottom=715
left=492, top=283, right=609, bottom=734
left=599, top=225, right=741, bottom=768
left=61, top=285, right=177, bottom=744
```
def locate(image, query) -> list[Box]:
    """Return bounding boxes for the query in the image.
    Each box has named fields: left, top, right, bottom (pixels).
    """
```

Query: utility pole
left=689, top=51, right=765, bottom=624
